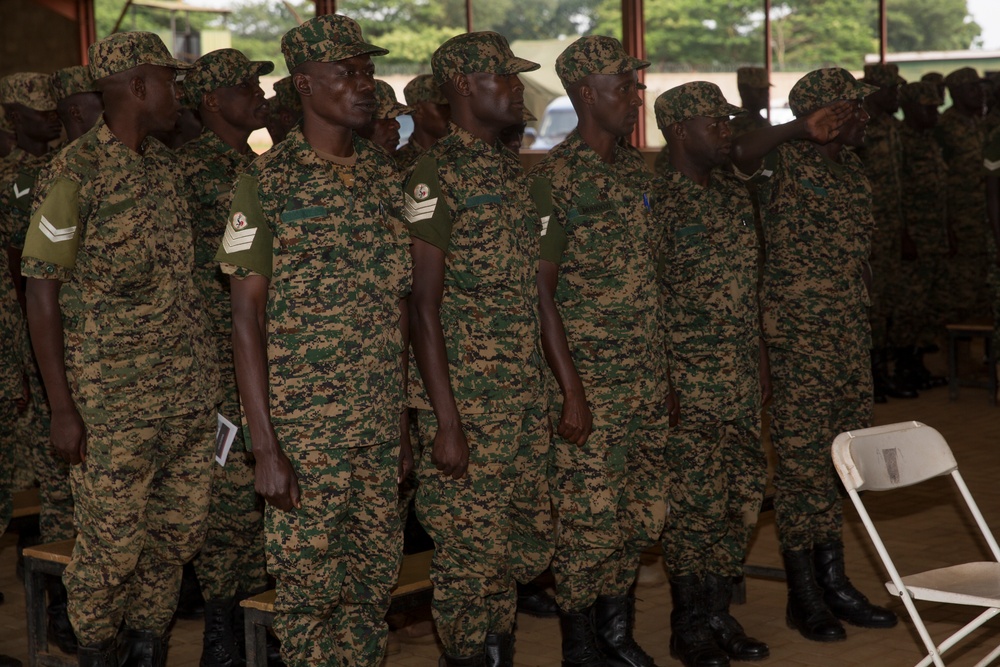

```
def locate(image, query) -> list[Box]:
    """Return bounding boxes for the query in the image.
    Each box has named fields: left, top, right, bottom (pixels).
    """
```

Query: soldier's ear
left=671, top=121, right=686, bottom=141
left=129, top=75, right=146, bottom=101
left=292, top=72, right=311, bottom=98
left=579, top=83, right=597, bottom=107
left=202, top=90, right=220, bottom=113
left=451, top=74, right=472, bottom=98
left=3, top=106, right=21, bottom=128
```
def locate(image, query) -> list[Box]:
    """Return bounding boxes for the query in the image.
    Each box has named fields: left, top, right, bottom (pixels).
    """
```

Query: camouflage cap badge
left=554, top=35, right=649, bottom=88
left=89, top=31, right=193, bottom=81
left=183, top=49, right=274, bottom=106
left=404, top=74, right=447, bottom=106
left=898, top=81, right=943, bottom=107
left=863, top=63, right=904, bottom=88
left=654, top=81, right=744, bottom=129
left=374, top=80, right=412, bottom=119
left=281, top=15, right=387, bottom=72
left=51, top=66, right=99, bottom=102
left=0, top=72, right=57, bottom=111
left=944, top=67, right=983, bottom=90
left=737, top=66, right=771, bottom=88
left=270, top=76, right=303, bottom=113
left=431, top=31, right=539, bottom=86
left=788, top=67, right=877, bottom=118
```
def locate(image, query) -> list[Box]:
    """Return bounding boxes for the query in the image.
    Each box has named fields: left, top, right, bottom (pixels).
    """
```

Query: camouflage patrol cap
left=788, top=68, right=877, bottom=118
left=737, top=66, right=771, bottom=88
left=0, top=73, right=56, bottom=111
left=921, top=71, right=944, bottom=85
left=899, top=81, right=943, bottom=107
left=184, top=49, right=274, bottom=105
left=281, top=15, right=387, bottom=72
left=944, top=67, right=982, bottom=89
left=374, top=80, right=412, bottom=119
left=271, top=76, right=302, bottom=113
left=89, top=31, right=193, bottom=81
left=404, top=74, right=447, bottom=106
left=51, top=66, right=99, bottom=102
left=431, top=31, right=539, bottom=86
left=654, top=81, right=743, bottom=129
left=863, top=62, right=904, bottom=88
left=554, top=35, right=649, bottom=88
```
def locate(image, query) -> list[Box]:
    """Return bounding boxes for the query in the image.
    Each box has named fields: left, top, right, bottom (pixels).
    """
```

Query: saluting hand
left=802, top=101, right=855, bottom=145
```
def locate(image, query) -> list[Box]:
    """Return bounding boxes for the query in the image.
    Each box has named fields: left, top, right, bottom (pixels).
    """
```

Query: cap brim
left=721, top=102, right=746, bottom=117
left=850, top=80, right=880, bottom=99
left=252, top=60, right=275, bottom=77
left=502, top=57, right=540, bottom=74
left=152, top=56, right=194, bottom=71
left=386, top=102, right=413, bottom=118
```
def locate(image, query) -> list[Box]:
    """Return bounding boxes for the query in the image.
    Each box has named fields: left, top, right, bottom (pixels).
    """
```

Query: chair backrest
left=832, top=421, right=957, bottom=493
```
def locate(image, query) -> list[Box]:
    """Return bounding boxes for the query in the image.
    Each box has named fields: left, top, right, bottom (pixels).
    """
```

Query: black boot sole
left=785, top=617, right=846, bottom=643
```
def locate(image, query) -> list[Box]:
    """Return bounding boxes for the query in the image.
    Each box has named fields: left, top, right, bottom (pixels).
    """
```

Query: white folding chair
left=832, top=421, right=1000, bottom=667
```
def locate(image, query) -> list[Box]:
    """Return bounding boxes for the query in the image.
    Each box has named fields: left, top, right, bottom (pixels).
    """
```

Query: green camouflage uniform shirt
left=0, top=147, right=51, bottom=247
left=216, top=125, right=410, bottom=444
left=529, top=130, right=668, bottom=411
left=0, top=185, right=22, bottom=402
left=20, top=119, right=220, bottom=424
left=395, top=136, right=428, bottom=172
left=900, top=123, right=949, bottom=251
left=935, top=106, right=987, bottom=247
left=176, top=130, right=253, bottom=336
left=656, top=165, right=761, bottom=420
left=403, top=123, right=543, bottom=413
left=753, top=140, right=873, bottom=345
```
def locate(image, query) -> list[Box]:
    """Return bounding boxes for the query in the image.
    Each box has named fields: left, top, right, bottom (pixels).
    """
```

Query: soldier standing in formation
left=263, top=76, right=301, bottom=145
left=216, top=15, right=411, bottom=667
left=22, top=31, right=220, bottom=666
left=396, top=73, right=451, bottom=170
left=357, top=80, right=412, bottom=157
left=530, top=35, right=669, bottom=667
left=405, top=31, right=553, bottom=666
left=728, top=67, right=771, bottom=137
left=732, top=68, right=897, bottom=644
left=176, top=47, right=273, bottom=667
left=653, top=81, right=769, bottom=667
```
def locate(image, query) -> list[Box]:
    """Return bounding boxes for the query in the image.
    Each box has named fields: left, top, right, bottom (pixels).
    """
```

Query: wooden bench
left=21, top=539, right=76, bottom=667
left=946, top=323, right=997, bottom=405
left=240, top=549, right=435, bottom=667
left=12, top=487, right=41, bottom=520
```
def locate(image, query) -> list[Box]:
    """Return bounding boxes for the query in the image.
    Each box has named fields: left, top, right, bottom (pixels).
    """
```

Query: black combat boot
left=200, top=598, right=243, bottom=667
left=438, top=653, right=484, bottom=666
left=781, top=549, right=846, bottom=642
left=593, top=594, right=658, bottom=667
left=668, top=575, right=729, bottom=667
left=813, top=542, right=897, bottom=628
left=45, top=576, right=78, bottom=654
left=516, top=580, right=558, bottom=617
left=703, top=573, right=768, bottom=661
left=558, top=605, right=610, bottom=667
left=484, top=632, right=514, bottom=667
left=120, top=628, right=168, bottom=667
left=77, top=639, right=117, bottom=667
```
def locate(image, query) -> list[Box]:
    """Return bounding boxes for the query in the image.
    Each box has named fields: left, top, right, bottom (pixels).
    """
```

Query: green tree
left=771, top=0, right=878, bottom=69
left=885, top=0, right=982, bottom=52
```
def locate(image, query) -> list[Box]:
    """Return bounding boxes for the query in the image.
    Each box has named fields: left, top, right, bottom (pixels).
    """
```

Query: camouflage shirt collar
left=561, top=129, right=634, bottom=169
left=287, top=123, right=377, bottom=173
left=448, top=122, right=507, bottom=156
left=93, top=118, right=172, bottom=168
left=191, top=128, right=251, bottom=161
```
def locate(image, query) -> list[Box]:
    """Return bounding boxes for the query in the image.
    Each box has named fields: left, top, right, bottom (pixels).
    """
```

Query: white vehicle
left=531, top=95, right=578, bottom=150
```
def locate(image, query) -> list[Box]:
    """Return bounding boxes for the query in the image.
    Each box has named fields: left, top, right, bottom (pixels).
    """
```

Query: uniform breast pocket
left=567, top=208, right=628, bottom=283
left=450, top=199, right=515, bottom=290
left=672, top=224, right=717, bottom=281
left=274, top=207, right=358, bottom=329
left=88, top=198, right=155, bottom=295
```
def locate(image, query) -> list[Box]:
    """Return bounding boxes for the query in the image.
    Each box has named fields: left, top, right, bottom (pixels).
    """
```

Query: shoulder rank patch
left=13, top=182, right=30, bottom=199
left=222, top=211, right=257, bottom=253
left=404, top=191, right=438, bottom=224
left=414, top=183, right=430, bottom=200
left=231, top=211, right=248, bottom=230
left=985, top=158, right=1000, bottom=171
left=540, top=215, right=551, bottom=236
left=39, top=215, right=76, bottom=244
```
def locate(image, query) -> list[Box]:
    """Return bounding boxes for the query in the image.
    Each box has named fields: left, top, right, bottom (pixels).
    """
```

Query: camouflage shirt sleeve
left=402, top=153, right=452, bottom=252
left=21, top=176, right=82, bottom=282
left=215, top=172, right=274, bottom=280
left=984, top=126, right=1000, bottom=176
left=530, top=175, right=567, bottom=264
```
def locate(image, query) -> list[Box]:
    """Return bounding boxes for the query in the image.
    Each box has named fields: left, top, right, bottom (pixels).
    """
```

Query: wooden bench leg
left=948, top=330, right=960, bottom=401
left=24, top=557, right=48, bottom=667
left=245, top=608, right=270, bottom=667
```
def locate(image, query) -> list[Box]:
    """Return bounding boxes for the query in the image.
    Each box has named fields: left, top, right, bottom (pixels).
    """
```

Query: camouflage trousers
left=945, top=212, right=991, bottom=323
left=415, top=408, right=554, bottom=657
left=192, top=374, right=266, bottom=601
left=0, top=399, right=16, bottom=532
left=768, top=340, right=872, bottom=551
left=551, top=403, right=668, bottom=612
left=21, top=365, right=75, bottom=542
left=896, top=231, right=950, bottom=349
left=64, top=407, right=215, bottom=644
left=662, top=408, right=766, bottom=578
left=868, top=214, right=903, bottom=349
left=265, top=428, right=401, bottom=667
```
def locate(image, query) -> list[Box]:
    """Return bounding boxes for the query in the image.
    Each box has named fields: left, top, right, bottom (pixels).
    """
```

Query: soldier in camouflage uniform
left=527, top=35, right=667, bottom=667
left=21, top=31, right=220, bottom=667
left=732, top=68, right=897, bottom=644
left=396, top=73, right=450, bottom=170
left=0, top=107, right=15, bottom=157
left=856, top=63, right=919, bottom=400
left=936, top=67, right=989, bottom=324
left=921, top=72, right=946, bottom=102
left=176, top=47, right=273, bottom=667
left=405, top=31, right=551, bottom=667
left=984, top=124, right=1000, bottom=384
left=897, top=82, right=950, bottom=388
left=653, top=82, right=770, bottom=667
left=358, top=79, right=412, bottom=156
left=214, top=16, right=411, bottom=667
left=52, top=66, right=104, bottom=144
left=264, top=76, right=302, bottom=145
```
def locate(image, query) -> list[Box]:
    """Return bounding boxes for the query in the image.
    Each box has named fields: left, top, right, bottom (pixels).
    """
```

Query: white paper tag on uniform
left=215, top=413, right=238, bottom=466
